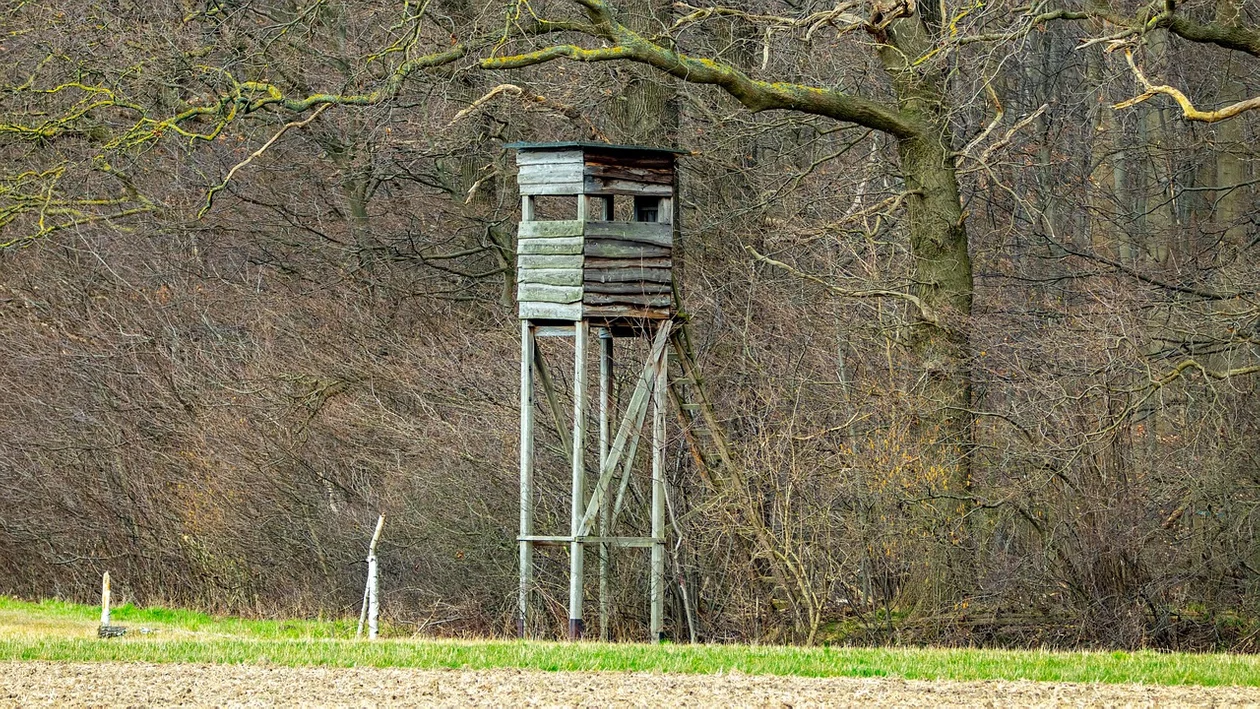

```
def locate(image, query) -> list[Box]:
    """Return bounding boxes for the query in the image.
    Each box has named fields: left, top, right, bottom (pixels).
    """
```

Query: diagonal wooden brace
left=610, top=389, right=650, bottom=529
left=577, top=321, right=672, bottom=537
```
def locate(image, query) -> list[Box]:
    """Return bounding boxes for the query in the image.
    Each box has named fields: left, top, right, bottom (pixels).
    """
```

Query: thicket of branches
left=1, top=0, right=1258, bottom=649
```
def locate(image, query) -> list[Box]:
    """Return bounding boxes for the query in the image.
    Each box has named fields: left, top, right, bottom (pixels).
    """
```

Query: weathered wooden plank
left=656, top=197, right=674, bottom=225
left=516, top=149, right=584, bottom=166
left=519, top=283, right=583, bottom=303
left=520, top=268, right=583, bottom=286
left=519, top=254, right=583, bottom=269
left=583, top=304, right=671, bottom=320
left=583, top=256, right=672, bottom=270
left=584, top=282, right=672, bottom=295
left=519, top=163, right=585, bottom=184
left=583, top=293, right=673, bottom=307
left=521, top=301, right=582, bottom=320
left=584, top=239, right=671, bottom=259
left=520, top=220, right=585, bottom=239
left=583, top=221, right=672, bottom=247
left=585, top=163, right=674, bottom=185
left=584, top=267, right=672, bottom=284
left=585, top=151, right=675, bottom=171
left=518, top=321, right=534, bottom=634
left=584, top=280, right=672, bottom=294
left=520, top=181, right=584, bottom=196
left=519, top=237, right=583, bottom=255
left=584, top=176, right=674, bottom=196
left=535, top=324, right=576, bottom=337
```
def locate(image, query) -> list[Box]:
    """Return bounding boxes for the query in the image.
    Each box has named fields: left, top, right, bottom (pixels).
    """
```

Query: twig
left=747, top=246, right=945, bottom=328
left=198, top=103, right=330, bottom=219
left=448, top=83, right=609, bottom=140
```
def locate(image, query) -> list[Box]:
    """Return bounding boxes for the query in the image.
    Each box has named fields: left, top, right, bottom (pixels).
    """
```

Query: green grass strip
left=3, top=597, right=1260, bottom=686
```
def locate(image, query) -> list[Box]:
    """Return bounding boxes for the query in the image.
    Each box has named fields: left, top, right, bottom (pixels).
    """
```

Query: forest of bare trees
left=2, top=0, right=1258, bottom=649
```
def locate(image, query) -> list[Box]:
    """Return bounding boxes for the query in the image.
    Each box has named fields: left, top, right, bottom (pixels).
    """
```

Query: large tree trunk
left=879, top=13, right=977, bottom=612
left=609, top=0, right=678, bottom=144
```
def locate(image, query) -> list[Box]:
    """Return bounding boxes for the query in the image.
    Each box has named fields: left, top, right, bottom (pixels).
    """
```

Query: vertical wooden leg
left=519, top=322, right=535, bottom=638
left=650, top=323, right=667, bottom=643
left=569, top=322, right=588, bottom=640
left=598, top=329, right=613, bottom=642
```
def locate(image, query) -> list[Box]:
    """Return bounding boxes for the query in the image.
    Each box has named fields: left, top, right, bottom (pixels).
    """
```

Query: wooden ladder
left=665, top=317, right=734, bottom=481
left=665, top=310, right=800, bottom=616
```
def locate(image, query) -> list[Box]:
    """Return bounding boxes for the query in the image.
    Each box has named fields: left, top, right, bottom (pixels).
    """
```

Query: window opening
left=530, top=195, right=579, bottom=221
left=634, top=196, right=660, bottom=223
left=588, top=195, right=613, bottom=221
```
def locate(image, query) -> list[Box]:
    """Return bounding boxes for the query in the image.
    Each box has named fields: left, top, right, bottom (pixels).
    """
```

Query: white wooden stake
left=368, top=554, right=379, bottom=640
left=598, top=329, right=613, bottom=642
left=357, top=514, right=386, bottom=640
left=100, top=571, right=111, bottom=627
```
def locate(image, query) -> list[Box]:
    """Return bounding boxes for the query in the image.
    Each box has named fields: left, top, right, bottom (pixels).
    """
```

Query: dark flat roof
left=506, top=141, right=687, bottom=155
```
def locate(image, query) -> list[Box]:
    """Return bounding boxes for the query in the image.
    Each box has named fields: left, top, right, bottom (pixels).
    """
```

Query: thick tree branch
left=1152, top=358, right=1260, bottom=387
left=1040, top=3, right=1260, bottom=57
left=1115, top=48, right=1260, bottom=122
left=481, top=0, right=920, bottom=138
left=1162, top=12, right=1260, bottom=57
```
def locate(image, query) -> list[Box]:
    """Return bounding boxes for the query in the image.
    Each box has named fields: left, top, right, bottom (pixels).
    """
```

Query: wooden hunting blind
left=511, top=142, right=688, bottom=643
left=510, top=142, right=684, bottom=324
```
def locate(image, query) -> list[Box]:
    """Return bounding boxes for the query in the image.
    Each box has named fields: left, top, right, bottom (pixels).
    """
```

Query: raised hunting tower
left=512, top=142, right=682, bottom=325
left=511, top=142, right=685, bottom=642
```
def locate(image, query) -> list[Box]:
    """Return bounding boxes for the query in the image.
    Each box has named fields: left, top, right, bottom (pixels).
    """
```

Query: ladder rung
left=678, top=403, right=703, bottom=411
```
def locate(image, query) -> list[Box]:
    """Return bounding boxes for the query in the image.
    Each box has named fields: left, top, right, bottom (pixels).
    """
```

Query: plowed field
left=3, top=661, right=1256, bottom=707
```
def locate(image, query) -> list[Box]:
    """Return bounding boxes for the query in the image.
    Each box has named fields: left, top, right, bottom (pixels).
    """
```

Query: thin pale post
left=368, top=514, right=385, bottom=640
left=569, top=322, right=588, bottom=640
left=650, top=324, right=667, bottom=642
left=519, top=322, right=536, bottom=637
left=358, top=514, right=386, bottom=639
left=598, top=328, right=613, bottom=642
left=100, top=571, right=110, bottom=627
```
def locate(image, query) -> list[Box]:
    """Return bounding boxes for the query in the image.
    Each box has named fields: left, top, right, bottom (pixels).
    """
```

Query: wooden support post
left=568, top=322, right=588, bottom=640
left=650, top=323, right=668, bottom=642
left=519, top=322, right=536, bottom=638
left=598, top=328, right=613, bottom=642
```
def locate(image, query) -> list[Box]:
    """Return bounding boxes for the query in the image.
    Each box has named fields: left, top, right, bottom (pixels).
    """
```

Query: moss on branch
left=481, top=10, right=920, bottom=138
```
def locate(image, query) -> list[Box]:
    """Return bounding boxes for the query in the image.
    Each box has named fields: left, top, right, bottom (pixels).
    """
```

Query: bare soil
left=2, top=661, right=1257, bottom=707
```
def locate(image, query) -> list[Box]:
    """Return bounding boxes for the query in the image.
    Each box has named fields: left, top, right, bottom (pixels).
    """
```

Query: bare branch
left=1152, top=359, right=1260, bottom=386
left=747, top=246, right=945, bottom=328
left=449, top=83, right=609, bottom=140
left=1115, top=48, right=1260, bottom=122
